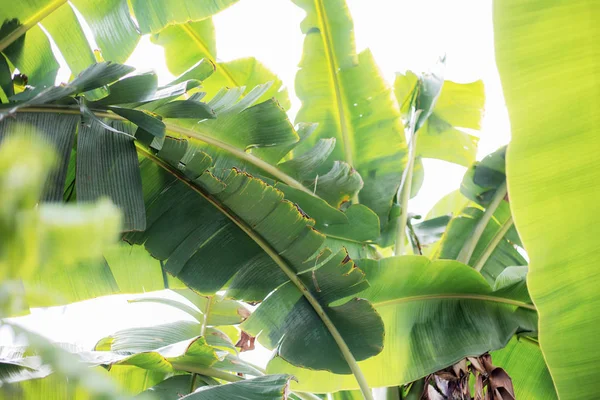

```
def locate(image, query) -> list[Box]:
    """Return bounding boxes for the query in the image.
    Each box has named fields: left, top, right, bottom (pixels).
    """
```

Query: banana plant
left=3, top=0, right=593, bottom=398
left=0, top=60, right=387, bottom=399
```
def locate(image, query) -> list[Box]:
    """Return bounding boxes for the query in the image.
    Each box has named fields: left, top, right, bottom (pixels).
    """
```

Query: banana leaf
left=495, top=0, right=600, bottom=397
left=266, top=256, right=537, bottom=393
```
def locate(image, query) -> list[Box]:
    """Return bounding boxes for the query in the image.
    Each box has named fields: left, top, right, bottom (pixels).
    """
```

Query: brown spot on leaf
left=342, top=253, right=351, bottom=264
left=235, top=330, right=256, bottom=352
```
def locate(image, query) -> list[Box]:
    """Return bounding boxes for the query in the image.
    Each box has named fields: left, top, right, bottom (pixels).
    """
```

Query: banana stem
left=473, top=216, right=514, bottom=272
left=394, top=109, right=420, bottom=256
left=457, top=182, right=507, bottom=264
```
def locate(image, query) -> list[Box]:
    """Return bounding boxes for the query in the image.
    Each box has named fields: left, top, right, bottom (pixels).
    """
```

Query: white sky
left=3, top=0, right=511, bottom=370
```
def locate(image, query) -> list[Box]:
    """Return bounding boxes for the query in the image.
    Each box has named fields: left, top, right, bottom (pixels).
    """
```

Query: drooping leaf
left=76, top=119, right=146, bottom=231
left=460, top=146, right=506, bottom=205
left=495, top=0, right=600, bottom=397
left=395, top=71, right=484, bottom=167
left=0, top=112, right=78, bottom=201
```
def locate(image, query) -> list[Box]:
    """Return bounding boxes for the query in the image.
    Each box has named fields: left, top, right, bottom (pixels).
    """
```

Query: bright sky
left=3, top=0, right=511, bottom=370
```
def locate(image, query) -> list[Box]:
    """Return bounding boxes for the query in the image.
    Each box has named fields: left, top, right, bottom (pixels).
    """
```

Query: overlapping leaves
left=0, top=60, right=384, bottom=378
left=0, top=0, right=238, bottom=86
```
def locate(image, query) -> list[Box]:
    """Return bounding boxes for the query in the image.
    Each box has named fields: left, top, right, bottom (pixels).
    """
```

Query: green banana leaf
left=2, top=62, right=385, bottom=379
left=494, top=0, right=599, bottom=397
left=266, top=256, right=537, bottom=393
left=125, top=146, right=384, bottom=373
left=177, top=375, right=293, bottom=400
left=0, top=63, right=380, bottom=311
left=394, top=71, right=484, bottom=167
left=151, top=18, right=290, bottom=109
left=0, top=0, right=237, bottom=84
left=129, top=289, right=249, bottom=327
left=490, top=337, right=557, bottom=400
left=291, top=0, right=407, bottom=223
left=95, top=320, right=263, bottom=377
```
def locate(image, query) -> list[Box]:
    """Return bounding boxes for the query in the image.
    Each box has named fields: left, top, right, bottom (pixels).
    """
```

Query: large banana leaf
left=151, top=18, right=290, bottom=109
left=0, top=0, right=237, bottom=86
left=125, top=144, right=384, bottom=374
left=291, top=0, right=407, bottom=223
left=266, top=256, right=537, bottom=393
left=490, top=337, right=557, bottom=400
left=494, top=0, right=600, bottom=397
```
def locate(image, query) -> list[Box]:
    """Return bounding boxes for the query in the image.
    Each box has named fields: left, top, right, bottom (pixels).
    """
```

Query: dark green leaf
left=76, top=119, right=146, bottom=231
left=0, top=113, right=78, bottom=201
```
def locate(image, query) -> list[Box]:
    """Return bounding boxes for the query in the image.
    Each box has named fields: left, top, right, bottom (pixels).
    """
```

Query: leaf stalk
left=457, top=181, right=508, bottom=264
left=394, top=109, right=420, bottom=256
left=473, top=216, right=514, bottom=272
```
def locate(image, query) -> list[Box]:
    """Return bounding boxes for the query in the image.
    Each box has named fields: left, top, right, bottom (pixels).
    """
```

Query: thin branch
left=473, top=216, right=514, bottom=272
left=457, top=182, right=508, bottom=264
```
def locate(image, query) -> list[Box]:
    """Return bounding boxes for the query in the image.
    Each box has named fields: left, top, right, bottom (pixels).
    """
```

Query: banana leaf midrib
left=135, top=144, right=371, bottom=392
left=0, top=0, right=68, bottom=52
left=313, top=0, right=355, bottom=169
left=373, top=293, right=535, bottom=311
left=179, top=23, right=238, bottom=88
